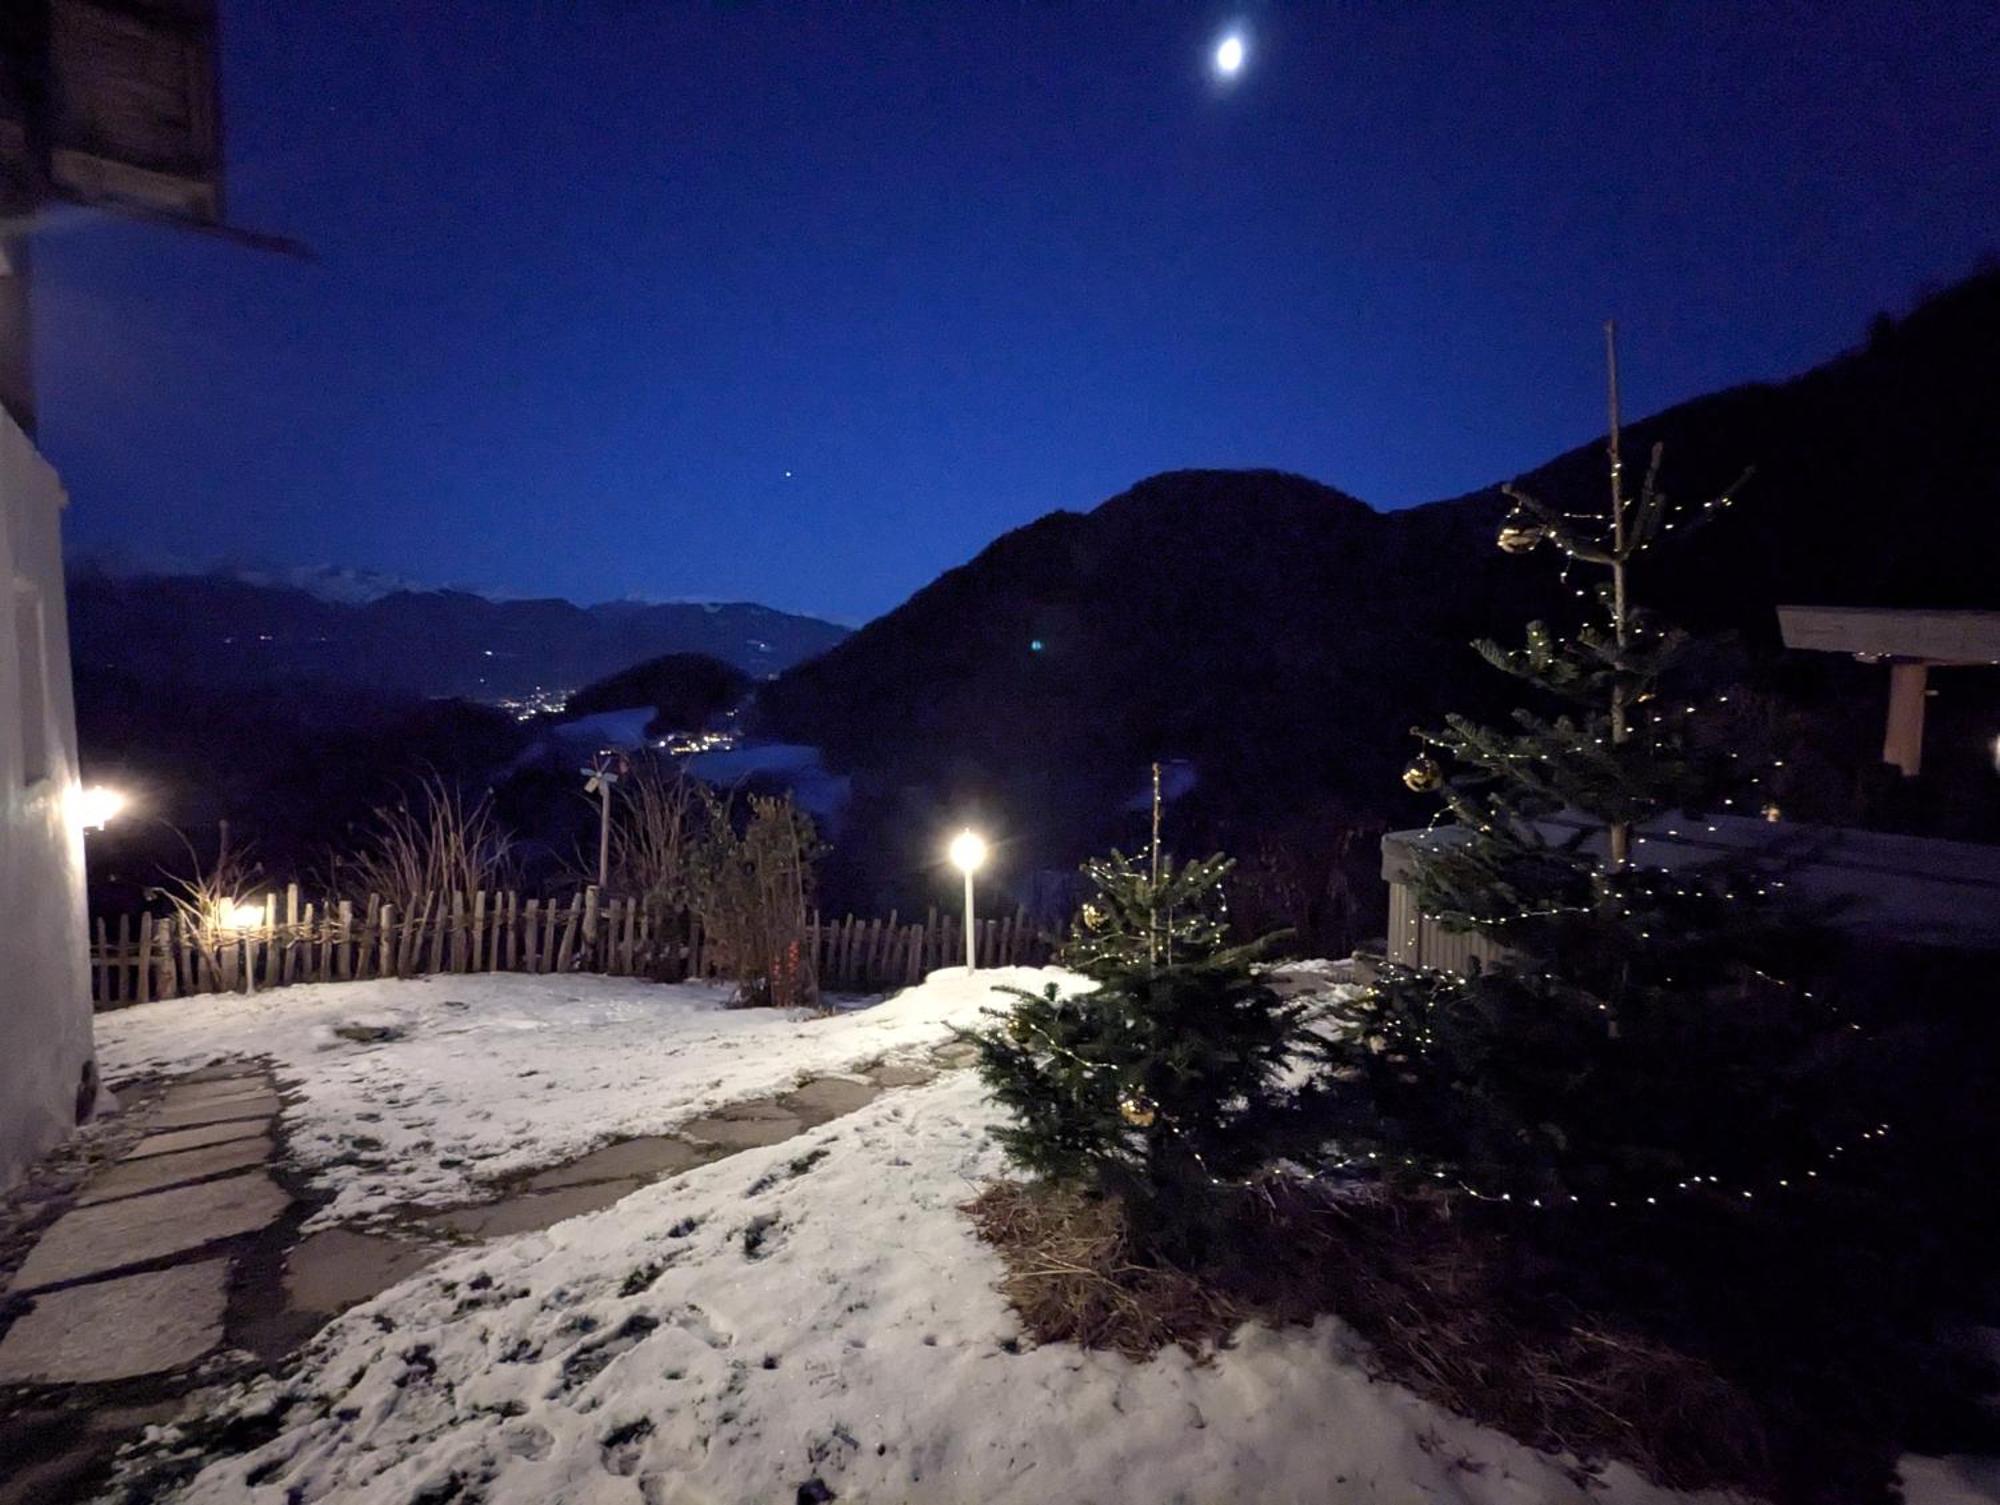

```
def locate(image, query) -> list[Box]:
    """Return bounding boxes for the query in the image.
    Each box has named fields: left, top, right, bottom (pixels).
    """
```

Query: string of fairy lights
left=1330, top=1119, right=1893, bottom=1212
left=1391, top=408, right=1804, bottom=963
left=1001, top=997, right=1891, bottom=1211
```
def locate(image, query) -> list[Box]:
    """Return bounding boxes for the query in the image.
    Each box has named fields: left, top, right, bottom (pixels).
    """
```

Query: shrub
left=687, top=789, right=824, bottom=1009
left=333, top=774, right=516, bottom=911
left=607, top=758, right=703, bottom=910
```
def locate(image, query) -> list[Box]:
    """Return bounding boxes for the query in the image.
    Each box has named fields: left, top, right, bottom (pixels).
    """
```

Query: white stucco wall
left=0, top=411, right=94, bottom=1189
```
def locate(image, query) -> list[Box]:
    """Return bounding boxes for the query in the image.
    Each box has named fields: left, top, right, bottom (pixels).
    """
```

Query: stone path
left=0, top=1063, right=284, bottom=1386
left=0, top=1261, right=233, bottom=1384
left=0, top=1044, right=964, bottom=1504
left=0, top=1063, right=292, bottom=1505
left=402, top=1060, right=924, bottom=1245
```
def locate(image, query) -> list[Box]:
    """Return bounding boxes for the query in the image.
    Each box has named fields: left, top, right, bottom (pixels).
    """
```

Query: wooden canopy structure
left=1382, top=812, right=2000, bottom=973
left=1776, top=605, right=2000, bottom=778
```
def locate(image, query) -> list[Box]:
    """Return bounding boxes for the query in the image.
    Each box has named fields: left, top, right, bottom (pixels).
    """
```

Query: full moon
left=1214, top=33, right=1246, bottom=77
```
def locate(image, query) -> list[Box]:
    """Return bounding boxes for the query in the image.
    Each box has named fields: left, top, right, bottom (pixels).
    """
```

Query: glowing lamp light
left=948, top=829, right=988, bottom=874
left=1214, top=32, right=1246, bottom=77
left=219, top=899, right=266, bottom=931
left=75, top=785, right=127, bottom=831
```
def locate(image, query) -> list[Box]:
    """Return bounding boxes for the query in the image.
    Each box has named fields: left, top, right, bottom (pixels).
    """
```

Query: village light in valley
left=948, top=828, right=988, bottom=972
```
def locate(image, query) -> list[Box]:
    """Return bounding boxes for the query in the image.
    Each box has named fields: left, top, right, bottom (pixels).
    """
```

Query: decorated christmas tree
left=1327, top=324, right=1844, bottom=1208
left=1056, top=764, right=1233, bottom=976
left=1056, top=847, right=1234, bottom=975
left=964, top=772, right=1311, bottom=1254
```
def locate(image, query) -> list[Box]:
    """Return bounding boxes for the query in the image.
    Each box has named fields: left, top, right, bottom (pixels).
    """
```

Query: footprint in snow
left=671, top=1304, right=733, bottom=1350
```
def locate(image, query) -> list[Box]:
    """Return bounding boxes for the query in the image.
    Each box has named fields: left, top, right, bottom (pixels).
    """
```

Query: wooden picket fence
left=88, top=885, right=1051, bottom=1008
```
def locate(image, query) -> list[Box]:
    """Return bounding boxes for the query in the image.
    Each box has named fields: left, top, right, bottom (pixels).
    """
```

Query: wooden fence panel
left=88, top=887, right=1057, bottom=1007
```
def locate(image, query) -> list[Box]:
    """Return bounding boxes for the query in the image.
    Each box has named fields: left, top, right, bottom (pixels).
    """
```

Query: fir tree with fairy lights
left=1058, top=849, right=1233, bottom=972
left=963, top=767, right=1312, bottom=1255
left=1057, top=764, right=1232, bottom=973
left=1328, top=323, right=1849, bottom=1209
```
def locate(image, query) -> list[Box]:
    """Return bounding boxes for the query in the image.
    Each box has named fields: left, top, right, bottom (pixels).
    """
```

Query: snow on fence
left=87, top=886, right=1051, bottom=1007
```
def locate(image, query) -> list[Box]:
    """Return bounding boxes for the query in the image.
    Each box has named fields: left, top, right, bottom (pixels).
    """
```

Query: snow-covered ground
left=93, top=966, right=1992, bottom=1505
left=94, top=967, right=1072, bottom=1227
left=124, top=1066, right=1728, bottom=1505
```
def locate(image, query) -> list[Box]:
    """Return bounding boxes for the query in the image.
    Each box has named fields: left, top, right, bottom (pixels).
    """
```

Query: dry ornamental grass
left=964, top=1179, right=1782, bottom=1499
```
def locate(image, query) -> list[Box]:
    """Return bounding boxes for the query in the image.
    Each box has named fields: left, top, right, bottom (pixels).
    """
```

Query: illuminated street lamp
left=948, top=828, right=987, bottom=972
left=217, top=898, right=266, bottom=996
left=75, top=785, right=127, bottom=832
left=219, top=899, right=266, bottom=932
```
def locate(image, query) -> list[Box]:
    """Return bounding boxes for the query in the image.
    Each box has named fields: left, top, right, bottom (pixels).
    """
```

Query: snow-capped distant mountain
left=228, top=562, right=446, bottom=605
left=70, top=551, right=486, bottom=606
left=65, top=560, right=851, bottom=702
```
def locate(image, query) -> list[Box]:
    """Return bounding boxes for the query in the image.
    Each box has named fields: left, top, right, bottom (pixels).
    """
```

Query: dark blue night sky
left=33, top=2, right=2000, bottom=623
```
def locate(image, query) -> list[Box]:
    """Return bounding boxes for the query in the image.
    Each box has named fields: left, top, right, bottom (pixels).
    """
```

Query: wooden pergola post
left=1882, top=661, right=1930, bottom=778
left=1778, top=605, right=2000, bottom=784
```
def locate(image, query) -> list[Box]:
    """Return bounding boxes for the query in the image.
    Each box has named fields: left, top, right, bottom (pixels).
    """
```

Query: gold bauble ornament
left=1008, top=1013, right=1032, bottom=1042
left=1401, top=753, right=1442, bottom=793
left=1080, top=902, right=1106, bottom=931
left=1761, top=801, right=1782, bottom=823
left=1496, top=522, right=1546, bottom=554
left=1118, top=1094, right=1156, bottom=1128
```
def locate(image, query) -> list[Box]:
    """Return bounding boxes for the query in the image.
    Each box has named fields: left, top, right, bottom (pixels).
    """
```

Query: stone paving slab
left=867, top=1062, right=936, bottom=1088
left=780, top=1076, right=880, bottom=1125
left=150, top=1092, right=280, bottom=1131
left=160, top=1078, right=275, bottom=1109
left=0, top=1259, right=230, bottom=1383
left=178, top=1063, right=265, bottom=1084
left=76, top=1135, right=274, bottom=1207
left=285, top=1229, right=445, bottom=1315
left=12, top=1171, right=290, bottom=1292
left=679, top=1107, right=804, bottom=1150
left=424, top=1177, right=648, bottom=1240
left=125, top=1118, right=271, bottom=1161
left=519, top=1136, right=715, bottom=1192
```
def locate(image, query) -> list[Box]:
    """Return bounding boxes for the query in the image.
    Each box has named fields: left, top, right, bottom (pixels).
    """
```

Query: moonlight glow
left=1214, top=32, right=1246, bottom=77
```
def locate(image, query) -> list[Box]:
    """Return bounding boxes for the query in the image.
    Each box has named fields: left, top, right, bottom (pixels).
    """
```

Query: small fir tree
left=1056, top=848, right=1233, bottom=974
left=965, top=819, right=1311, bottom=1255
left=1326, top=324, right=1838, bottom=1206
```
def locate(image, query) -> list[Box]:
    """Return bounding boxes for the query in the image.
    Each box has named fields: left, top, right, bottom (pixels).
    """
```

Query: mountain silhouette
left=759, top=270, right=2000, bottom=904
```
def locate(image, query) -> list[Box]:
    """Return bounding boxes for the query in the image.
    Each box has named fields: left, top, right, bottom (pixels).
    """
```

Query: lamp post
left=948, top=828, right=987, bottom=972
left=219, top=898, right=265, bottom=995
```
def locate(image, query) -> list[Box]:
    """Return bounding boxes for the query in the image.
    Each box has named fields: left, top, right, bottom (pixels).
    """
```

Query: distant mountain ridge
left=70, top=553, right=461, bottom=606
left=67, top=568, right=849, bottom=700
